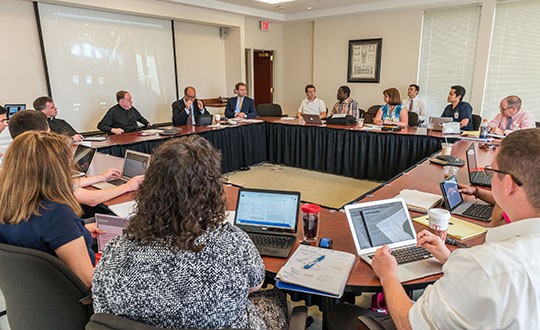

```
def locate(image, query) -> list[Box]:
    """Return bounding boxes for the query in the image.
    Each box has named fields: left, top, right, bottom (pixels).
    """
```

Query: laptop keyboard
left=463, top=203, right=493, bottom=220
left=472, top=172, right=492, bottom=185
left=368, top=246, right=432, bottom=265
left=248, top=233, right=291, bottom=249
left=108, top=179, right=127, bottom=186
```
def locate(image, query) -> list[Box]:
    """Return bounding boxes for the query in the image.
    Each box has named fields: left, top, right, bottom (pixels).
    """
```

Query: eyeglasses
left=484, top=165, right=523, bottom=186
left=499, top=106, right=513, bottom=112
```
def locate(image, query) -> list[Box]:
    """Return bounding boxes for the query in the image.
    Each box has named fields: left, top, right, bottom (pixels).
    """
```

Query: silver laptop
left=234, top=188, right=300, bottom=258
left=440, top=175, right=493, bottom=222
left=95, top=213, right=129, bottom=252
left=345, top=198, right=442, bottom=282
left=429, top=117, right=453, bottom=131
left=301, top=113, right=324, bottom=125
left=92, top=149, right=150, bottom=189
left=466, top=144, right=492, bottom=187
left=72, top=144, right=96, bottom=177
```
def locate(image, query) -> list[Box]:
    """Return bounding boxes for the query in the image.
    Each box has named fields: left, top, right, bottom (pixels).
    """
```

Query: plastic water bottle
left=479, top=119, right=489, bottom=139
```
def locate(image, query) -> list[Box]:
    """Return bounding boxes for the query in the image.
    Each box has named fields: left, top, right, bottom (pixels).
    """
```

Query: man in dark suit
left=172, top=86, right=209, bottom=126
left=225, top=82, right=257, bottom=119
left=33, top=96, right=84, bottom=142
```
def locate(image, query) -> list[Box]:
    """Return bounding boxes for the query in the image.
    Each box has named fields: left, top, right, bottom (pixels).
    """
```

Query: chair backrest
left=536, top=121, right=540, bottom=128
left=0, top=243, right=93, bottom=330
left=256, top=103, right=282, bottom=117
left=408, top=111, right=419, bottom=127
left=472, top=114, right=482, bottom=131
left=359, top=109, right=366, bottom=120
left=364, top=105, right=381, bottom=124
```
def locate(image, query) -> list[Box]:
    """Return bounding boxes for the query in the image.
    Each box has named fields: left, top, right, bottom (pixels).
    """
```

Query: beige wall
left=313, top=9, right=424, bottom=112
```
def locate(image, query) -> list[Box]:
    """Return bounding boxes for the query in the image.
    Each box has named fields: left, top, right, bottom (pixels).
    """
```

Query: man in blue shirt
left=225, top=82, right=257, bottom=119
left=441, top=85, right=473, bottom=131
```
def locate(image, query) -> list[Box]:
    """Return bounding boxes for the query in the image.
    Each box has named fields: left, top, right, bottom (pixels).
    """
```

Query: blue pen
left=304, top=255, right=325, bottom=269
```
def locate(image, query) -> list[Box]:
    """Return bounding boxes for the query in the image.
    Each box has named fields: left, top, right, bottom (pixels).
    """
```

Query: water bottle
left=479, top=119, right=489, bottom=139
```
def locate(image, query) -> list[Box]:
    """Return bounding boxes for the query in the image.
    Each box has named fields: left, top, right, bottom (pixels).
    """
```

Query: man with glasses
left=327, top=129, right=540, bottom=329
left=172, top=86, right=209, bottom=126
left=489, top=95, right=535, bottom=136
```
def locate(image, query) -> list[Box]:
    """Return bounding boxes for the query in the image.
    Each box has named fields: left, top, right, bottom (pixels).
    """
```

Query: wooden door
left=253, top=50, right=274, bottom=106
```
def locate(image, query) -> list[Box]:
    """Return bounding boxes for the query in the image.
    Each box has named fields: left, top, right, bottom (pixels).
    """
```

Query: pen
left=304, top=255, right=325, bottom=269
left=445, top=237, right=469, bottom=248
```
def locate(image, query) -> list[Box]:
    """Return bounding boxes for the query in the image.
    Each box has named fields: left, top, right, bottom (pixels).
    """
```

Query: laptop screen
left=346, top=199, right=415, bottom=252
left=466, top=144, right=478, bottom=172
left=73, top=145, right=96, bottom=173
left=122, top=150, right=150, bottom=179
left=235, top=189, right=300, bottom=232
left=440, top=176, right=463, bottom=210
left=4, top=104, right=26, bottom=118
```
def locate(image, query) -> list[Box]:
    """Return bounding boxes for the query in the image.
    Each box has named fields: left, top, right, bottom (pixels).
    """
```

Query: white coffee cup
left=441, top=143, right=453, bottom=156
left=428, top=208, right=450, bottom=240
left=215, top=114, right=221, bottom=124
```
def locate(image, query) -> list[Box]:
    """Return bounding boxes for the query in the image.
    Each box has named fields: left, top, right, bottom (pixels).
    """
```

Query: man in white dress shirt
left=327, top=128, right=540, bottom=330
left=297, top=84, right=327, bottom=119
left=402, top=84, right=426, bottom=121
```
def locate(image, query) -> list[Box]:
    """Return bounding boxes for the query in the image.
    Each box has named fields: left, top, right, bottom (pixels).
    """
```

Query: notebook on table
left=92, top=149, right=150, bottom=189
left=429, top=117, right=453, bottom=131
left=466, top=144, right=492, bottom=187
left=301, top=113, right=324, bottom=125
left=72, top=144, right=96, bottom=177
left=234, top=188, right=300, bottom=258
left=345, top=198, right=443, bottom=282
left=440, top=175, right=493, bottom=222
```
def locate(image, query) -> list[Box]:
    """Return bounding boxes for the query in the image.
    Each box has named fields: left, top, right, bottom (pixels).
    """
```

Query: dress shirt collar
left=486, top=217, right=540, bottom=242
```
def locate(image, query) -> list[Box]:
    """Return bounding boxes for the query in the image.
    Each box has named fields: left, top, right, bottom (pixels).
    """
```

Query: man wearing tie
left=489, top=95, right=535, bottom=136
left=172, top=86, right=210, bottom=126
left=225, top=82, right=257, bottom=119
left=402, top=84, right=426, bottom=120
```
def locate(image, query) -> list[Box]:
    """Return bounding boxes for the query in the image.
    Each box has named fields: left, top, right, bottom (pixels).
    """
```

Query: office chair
left=256, top=103, right=283, bottom=117
left=359, top=109, right=366, bottom=120
left=0, top=243, right=93, bottom=330
left=536, top=121, right=540, bottom=128
left=364, top=105, right=381, bottom=124
left=472, top=114, right=482, bottom=131
left=408, top=111, right=419, bottom=127
left=87, top=306, right=308, bottom=330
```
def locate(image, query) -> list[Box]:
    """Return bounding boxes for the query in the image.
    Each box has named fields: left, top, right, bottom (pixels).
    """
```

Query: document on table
left=108, top=200, right=137, bottom=219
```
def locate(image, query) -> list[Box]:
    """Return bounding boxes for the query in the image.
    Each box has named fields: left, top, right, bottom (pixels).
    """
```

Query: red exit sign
left=260, top=21, right=271, bottom=31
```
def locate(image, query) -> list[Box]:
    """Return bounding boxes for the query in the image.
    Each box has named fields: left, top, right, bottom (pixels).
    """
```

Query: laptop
left=72, top=144, right=96, bottom=177
left=429, top=117, right=453, bottom=131
left=4, top=104, right=26, bottom=118
left=234, top=188, right=300, bottom=258
left=92, top=149, right=150, bottom=189
left=466, top=144, right=492, bottom=187
left=440, top=175, right=493, bottom=222
left=301, top=113, right=324, bottom=125
left=196, top=114, right=213, bottom=126
left=345, top=198, right=442, bottom=282
left=95, top=213, right=129, bottom=252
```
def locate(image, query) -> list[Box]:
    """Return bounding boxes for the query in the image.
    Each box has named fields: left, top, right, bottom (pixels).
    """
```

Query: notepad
left=413, top=215, right=487, bottom=240
left=275, top=245, right=356, bottom=298
left=395, top=189, right=442, bottom=213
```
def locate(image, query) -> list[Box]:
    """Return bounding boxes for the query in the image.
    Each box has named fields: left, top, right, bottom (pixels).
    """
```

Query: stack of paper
left=413, top=215, right=487, bottom=240
left=395, top=189, right=442, bottom=213
left=275, top=245, right=356, bottom=298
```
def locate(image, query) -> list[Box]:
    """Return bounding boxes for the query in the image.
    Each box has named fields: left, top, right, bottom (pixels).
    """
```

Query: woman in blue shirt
left=374, top=88, right=409, bottom=128
left=0, top=131, right=99, bottom=287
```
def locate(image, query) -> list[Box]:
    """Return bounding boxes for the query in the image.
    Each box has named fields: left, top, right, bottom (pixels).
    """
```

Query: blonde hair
left=0, top=131, right=82, bottom=224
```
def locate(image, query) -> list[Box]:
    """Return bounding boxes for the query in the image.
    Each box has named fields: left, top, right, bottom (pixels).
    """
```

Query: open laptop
left=345, top=198, right=442, bottom=282
left=301, top=113, right=324, bottom=125
left=72, top=144, right=96, bottom=177
left=92, top=149, right=150, bottom=189
left=440, top=175, right=493, bottom=222
left=466, top=144, right=492, bottom=187
left=429, top=117, right=453, bottom=131
left=95, top=213, right=129, bottom=252
left=4, top=104, right=26, bottom=119
left=234, top=188, right=300, bottom=258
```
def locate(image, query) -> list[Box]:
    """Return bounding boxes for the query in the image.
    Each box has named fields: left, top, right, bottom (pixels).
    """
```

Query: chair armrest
left=79, top=293, right=93, bottom=306
left=289, top=306, right=308, bottom=330
left=358, top=315, right=386, bottom=330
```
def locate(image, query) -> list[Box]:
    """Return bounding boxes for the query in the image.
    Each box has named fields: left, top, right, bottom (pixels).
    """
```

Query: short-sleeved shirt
left=92, top=223, right=266, bottom=329
left=0, top=200, right=95, bottom=265
left=298, top=98, right=327, bottom=115
left=441, top=101, right=473, bottom=131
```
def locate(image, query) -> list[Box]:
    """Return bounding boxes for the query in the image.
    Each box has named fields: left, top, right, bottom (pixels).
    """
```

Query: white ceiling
left=163, top=0, right=479, bottom=21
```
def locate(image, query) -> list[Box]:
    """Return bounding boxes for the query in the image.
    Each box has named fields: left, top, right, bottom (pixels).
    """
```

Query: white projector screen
left=38, top=3, right=177, bottom=132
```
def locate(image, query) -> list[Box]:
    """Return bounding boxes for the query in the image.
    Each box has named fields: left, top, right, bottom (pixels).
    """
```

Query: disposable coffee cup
left=443, top=165, right=459, bottom=179
left=357, top=117, right=365, bottom=128
left=428, top=208, right=450, bottom=241
left=301, top=204, right=321, bottom=243
left=441, top=143, right=453, bottom=156
left=215, top=114, right=221, bottom=125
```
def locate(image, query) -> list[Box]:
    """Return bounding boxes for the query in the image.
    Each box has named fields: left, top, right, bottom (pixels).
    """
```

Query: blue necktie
left=506, top=117, right=513, bottom=130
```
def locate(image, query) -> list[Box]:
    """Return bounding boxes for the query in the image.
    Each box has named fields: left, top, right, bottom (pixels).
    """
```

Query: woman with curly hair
left=92, top=135, right=288, bottom=329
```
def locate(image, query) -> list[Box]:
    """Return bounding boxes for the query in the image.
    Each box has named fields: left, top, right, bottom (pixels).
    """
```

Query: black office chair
left=87, top=306, right=308, bottom=330
left=359, top=109, right=366, bottom=120
left=536, top=121, right=540, bottom=128
left=364, top=105, right=381, bottom=124
left=257, top=103, right=283, bottom=117
left=0, top=243, right=93, bottom=330
left=408, top=111, right=419, bottom=127
left=472, top=114, right=482, bottom=131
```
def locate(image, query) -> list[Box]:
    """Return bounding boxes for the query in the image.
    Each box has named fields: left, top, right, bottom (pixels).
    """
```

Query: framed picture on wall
left=347, top=38, right=382, bottom=83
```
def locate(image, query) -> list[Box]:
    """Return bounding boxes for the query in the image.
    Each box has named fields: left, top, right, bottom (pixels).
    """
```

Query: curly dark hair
left=125, top=135, right=226, bottom=252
